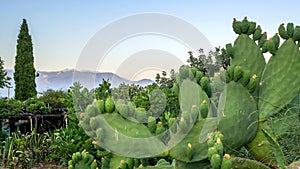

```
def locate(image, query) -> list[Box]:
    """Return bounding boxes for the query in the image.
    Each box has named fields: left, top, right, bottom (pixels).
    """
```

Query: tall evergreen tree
left=0, top=57, right=11, bottom=88
left=14, top=19, right=37, bottom=100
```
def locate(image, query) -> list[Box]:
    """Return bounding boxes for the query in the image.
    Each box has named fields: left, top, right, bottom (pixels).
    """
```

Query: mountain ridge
left=0, top=69, right=154, bottom=98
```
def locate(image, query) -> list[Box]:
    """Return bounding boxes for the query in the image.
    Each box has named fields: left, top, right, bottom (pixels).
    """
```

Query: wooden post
left=64, top=113, right=67, bottom=128
left=29, top=116, right=32, bottom=131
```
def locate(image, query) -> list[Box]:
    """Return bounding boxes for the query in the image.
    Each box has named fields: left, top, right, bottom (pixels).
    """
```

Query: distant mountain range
left=0, top=69, right=153, bottom=98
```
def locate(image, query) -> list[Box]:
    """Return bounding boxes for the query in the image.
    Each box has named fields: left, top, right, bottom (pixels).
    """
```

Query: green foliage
left=46, top=127, right=106, bottom=166
left=0, top=57, right=11, bottom=89
left=14, top=19, right=37, bottom=101
left=2, top=17, right=297, bottom=169
left=0, top=130, right=50, bottom=168
left=24, top=97, right=50, bottom=114
left=186, top=48, right=229, bottom=77
left=39, top=89, right=68, bottom=111
left=0, top=98, right=25, bottom=116
left=95, top=79, right=111, bottom=100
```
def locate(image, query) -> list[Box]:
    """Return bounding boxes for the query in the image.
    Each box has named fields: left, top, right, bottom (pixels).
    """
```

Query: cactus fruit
left=233, top=18, right=242, bottom=34
left=253, top=25, right=262, bottom=41
left=241, top=17, right=249, bottom=34
left=214, top=138, right=224, bottom=155
left=278, top=23, right=289, bottom=39
left=261, top=41, right=268, bottom=53
left=90, top=160, right=97, bottom=169
left=101, top=157, right=110, bottom=169
left=258, top=32, right=267, bottom=48
left=105, top=97, right=115, bottom=113
left=195, top=71, right=203, bottom=83
left=200, top=100, right=209, bottom=118
left=287, top=22, right=294, bottom=38
left=98, top=100, right=105, bottom=113
left=221, top=154, right=232, bottom=169
left=241, top=70, right=251, bottom=87
left=179, top=117, right=188, bottom=133
left=119, top=159, right=128, bottom=169
left=85, top=104, right=99, bottom=118
left=226, top=66, right=234, bottom=81
left=267, top=38, right=277, bottom=55
left=211, top=154, right=221, bottom=169
left=248, top=74, right=257, bottom=93
left=272, top=33, right=280, bottom=49
left=69, top=150, right=96, bottom=169
left=247, top=21, right=256, bottom=35
left=190, top=67, right=197, bottom=77
left=200, top=76, right=209, bottom=92
left=293, top=26, right=300, bottom=41
left=155, top=121, right=164, bottom=135
left=187, top=143, right=193, bottom=160
left=208, top=147, right=218, bottom=159
left=233, top=65, right=243, bottom=81
left=207, top=135, right=215, bottom=147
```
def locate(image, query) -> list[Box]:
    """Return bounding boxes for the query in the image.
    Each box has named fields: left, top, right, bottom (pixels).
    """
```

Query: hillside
left=0, top=69, right=153, bottom=97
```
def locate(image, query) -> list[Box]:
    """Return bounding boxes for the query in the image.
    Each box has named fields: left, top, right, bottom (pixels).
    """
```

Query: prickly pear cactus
left=68, top=150, right=98, bottom=169
left=76, top=17, right=300, bottom=169
left=229, top=18, right=300, bottom=168
left=217, top=81, right=257, bottom=150
left=258, top=37, right=300, bottom=120
left=231, top=17, right=266, bottom=91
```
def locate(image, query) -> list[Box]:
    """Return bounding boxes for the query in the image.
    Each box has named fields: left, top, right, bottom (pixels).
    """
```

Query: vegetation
left=0, top=17, right=300, bottom=169
left=14, top=19, right=37, bottom=101
left=0, top=57, right=10, bottom=89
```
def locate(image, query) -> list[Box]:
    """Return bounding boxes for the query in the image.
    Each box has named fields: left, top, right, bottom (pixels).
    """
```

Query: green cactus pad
left=94, top=113, right=167, bottom=158
left=258, top=38, right=300, bottom=120
left=169, top=118, right=218, bottom=163
left=231, top=34, right=266, bottom=89
left=217, top=82, right=258, bottom=150
left=231, top=157, right=271, bottom=169
left=246, top=122, right=277, bottom=166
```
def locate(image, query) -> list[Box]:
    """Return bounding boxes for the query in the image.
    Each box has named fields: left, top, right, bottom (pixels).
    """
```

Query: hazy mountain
left=0, top=69, right=153, bottom=98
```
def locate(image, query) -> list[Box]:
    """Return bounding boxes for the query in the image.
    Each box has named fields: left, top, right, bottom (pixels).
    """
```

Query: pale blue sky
left=1, top=0, right=300, bottom=74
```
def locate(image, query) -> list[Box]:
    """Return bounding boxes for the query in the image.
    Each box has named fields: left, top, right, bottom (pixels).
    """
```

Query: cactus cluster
left=75, top=17, right=300, bottom=169
left=207, top=131, right=232, bottom=169
left=219, top=65, right=257, bottom=93
left=225, top=17, right=300, bottom=168
left=176, top=65, right=212, bottom=97
left=68, top=150, right=98, bottom=169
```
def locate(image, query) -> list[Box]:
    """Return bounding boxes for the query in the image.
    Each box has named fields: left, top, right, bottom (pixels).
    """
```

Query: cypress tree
left=14, top=19, right=37, bottom=100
